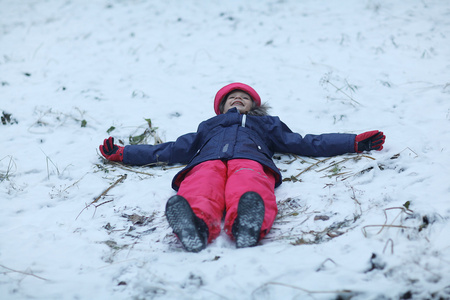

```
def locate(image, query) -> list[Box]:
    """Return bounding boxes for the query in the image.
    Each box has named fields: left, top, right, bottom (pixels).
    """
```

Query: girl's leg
left=223, top=159, right=277, bottom=241
left=177, top=160, right=227, bottom=243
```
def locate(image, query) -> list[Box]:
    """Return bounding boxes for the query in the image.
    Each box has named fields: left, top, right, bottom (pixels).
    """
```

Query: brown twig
left=361, top=154, right=376, bottom=160
left=376, top=207, right=414, bottom=235
left=108, top=161, right=155, bottom=176
left=316, top=157, right=350, bottom=172
left=362, top=206, right=415, bottom=237
left=93, top=174, right=127, bottom=203
left=294, top=157, right=333, bottom=178
left=76, top=174, right=127, bottom=220
left=92, top=200, right=114, bottom=218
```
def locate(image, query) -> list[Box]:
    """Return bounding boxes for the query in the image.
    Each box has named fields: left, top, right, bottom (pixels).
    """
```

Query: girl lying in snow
left=99, top=82, right=386, bottom=252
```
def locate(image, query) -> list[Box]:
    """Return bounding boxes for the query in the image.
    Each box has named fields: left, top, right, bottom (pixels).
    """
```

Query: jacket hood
left=247, top=102, right=271, bottom=116
left=225, top=103, right=271, bottom=116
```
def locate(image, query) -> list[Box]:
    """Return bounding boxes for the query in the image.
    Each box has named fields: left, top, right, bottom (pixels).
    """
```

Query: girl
left=100, top=82, right=385, bottom=252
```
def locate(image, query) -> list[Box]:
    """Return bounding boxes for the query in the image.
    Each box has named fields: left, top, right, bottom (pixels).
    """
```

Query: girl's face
left=223, top=91, right=253, bottom=114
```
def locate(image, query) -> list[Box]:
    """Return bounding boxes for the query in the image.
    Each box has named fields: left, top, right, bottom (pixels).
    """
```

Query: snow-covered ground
left=1, top=0, right=449, bottom=299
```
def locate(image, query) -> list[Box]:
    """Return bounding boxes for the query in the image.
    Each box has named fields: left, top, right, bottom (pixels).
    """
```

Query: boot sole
left=165, top=196, right=207, bottom=253
left=235, top=192, right=265, bottom=248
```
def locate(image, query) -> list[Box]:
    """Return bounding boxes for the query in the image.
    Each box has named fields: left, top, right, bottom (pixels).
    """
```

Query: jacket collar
left=225, top=107, right=240, bottom=114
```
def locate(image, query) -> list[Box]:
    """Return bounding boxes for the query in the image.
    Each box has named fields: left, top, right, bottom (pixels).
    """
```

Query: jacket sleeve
left=266, top=117, right=356, bottom=157
left=122, top=132, right=199, bottom=166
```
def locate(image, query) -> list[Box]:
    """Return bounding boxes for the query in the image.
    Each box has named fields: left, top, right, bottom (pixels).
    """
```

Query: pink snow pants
left=177, top=159, right=277, bottom=243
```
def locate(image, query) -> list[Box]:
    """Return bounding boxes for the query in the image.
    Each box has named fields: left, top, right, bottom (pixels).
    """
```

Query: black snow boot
left=232, top=191, right=265, bottom=248
left=165, top=195, right=209, bottom=253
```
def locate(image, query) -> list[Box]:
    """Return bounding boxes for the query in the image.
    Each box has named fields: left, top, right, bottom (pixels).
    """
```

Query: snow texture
left=1, top=0, right=450, bottom=299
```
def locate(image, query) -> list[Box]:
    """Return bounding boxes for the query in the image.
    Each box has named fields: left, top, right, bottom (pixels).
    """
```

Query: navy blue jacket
left=123, top=108, right=356, bottom=190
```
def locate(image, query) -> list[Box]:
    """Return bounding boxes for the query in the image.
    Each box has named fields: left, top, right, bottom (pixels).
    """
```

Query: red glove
left=99, top=137, right=124, bottom=161
left=355, top=130, right=385, bottom=153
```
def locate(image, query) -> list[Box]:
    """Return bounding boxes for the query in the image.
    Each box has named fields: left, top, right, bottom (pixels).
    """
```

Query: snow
left=1, top=0, right=449, bottom=299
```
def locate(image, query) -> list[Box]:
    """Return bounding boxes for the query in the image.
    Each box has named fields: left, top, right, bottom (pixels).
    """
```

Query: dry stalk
left=362, top=224, right=414, bottom=238
left=399, top=147, right=418, bottom=158
left=162, top=164, right=186, bottom=170
left=365, top=206, right=415, bottom=236
left=288, top=217, right=358, bottom=245
left=63, top=173, right=88, bottom=192
left=93, top=174, right=127, bottom=203
left=108, top=161, right=156, bottom=176
left=76, top=174, right=127, bottom=220
left=295, top=157, right=334, bottom=178
left=316, top=157, right=352, bottom=172
left=316, top=258, right=338, bottom=272
left=349, top=185, right=363, bottom=216
left=320, top=171, right=353, bottom=179
left=0, top=264, right=50, bottom=281
left=0, top=155, right=16, bottom=182
left=383, top=239, right=394, bottom=254
left=361, top=154, right=376, bottom=160
left=293, top=154, right=375, bottom=181
left=323, top=78, right=361, bottom=106
left=380, top=207, right=414, bottom=232
left=91, top=200, right=114, bottom=218
left=253, top=281, right=353, bottom=296
left=284, top=157, right=298, bottom=164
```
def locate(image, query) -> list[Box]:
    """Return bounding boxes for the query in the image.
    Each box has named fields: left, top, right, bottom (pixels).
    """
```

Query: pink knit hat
left=214, top=82, right=261, bottom=115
